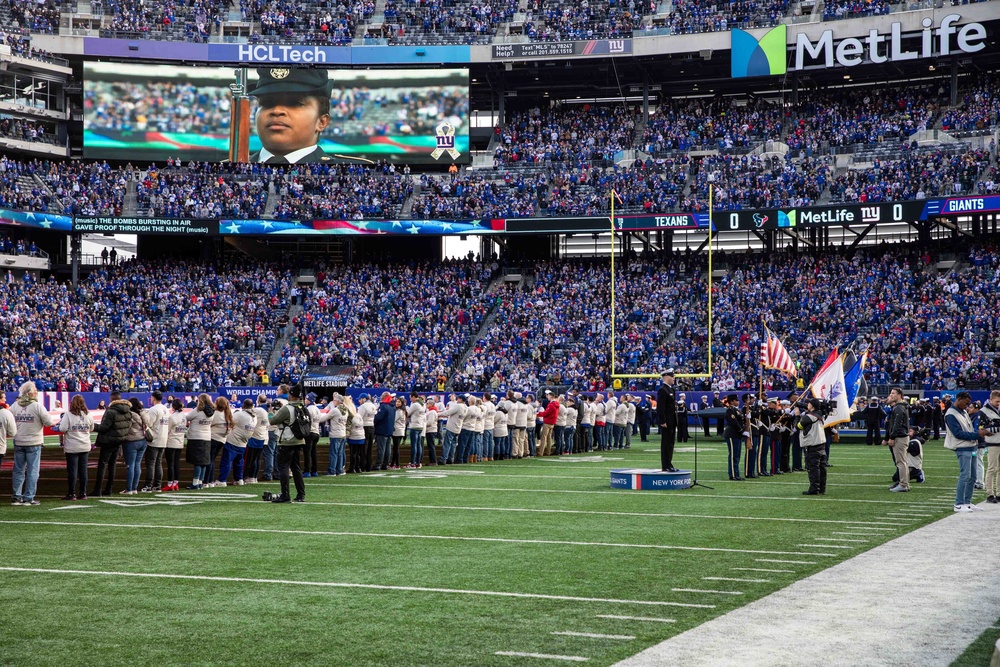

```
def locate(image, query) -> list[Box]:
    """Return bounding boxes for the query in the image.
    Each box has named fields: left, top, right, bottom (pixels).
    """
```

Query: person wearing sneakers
left=979, top=390, right=1000, bottom=504
left=319, top=394, right=349, bottom=476
left=58, top=395, right=94, bottom=501
left=122, top=398, right=151, bottom=495
left=346, top=396, right=366, bottom=473
left=407, top=392, right=425, bottom=468
left=141, top=391, right=170, bottom=493
left=945, top=391, right=988, bottom=513
left=244, top=394, right=271, bottom=484
left=10, top=381, right=53, bottom=506
left=205, top=397, right=234, bottom=488
left=184, top=394, right=216, bottom=490
left=217, top=399, right=257, bottom=486
left=163, top=399, right=187, bottom=491
left=881, top=387, right=911, bottom=493
left=438, top=393, right=466, bottom=465
left=423, top=396, right=439, bottom=466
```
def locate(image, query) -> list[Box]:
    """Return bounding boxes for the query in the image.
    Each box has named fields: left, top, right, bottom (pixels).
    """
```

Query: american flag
left=760, top=328, right=797, bottom=377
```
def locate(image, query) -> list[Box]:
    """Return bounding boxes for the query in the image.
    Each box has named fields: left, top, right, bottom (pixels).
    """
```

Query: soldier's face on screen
left=256, top=93, right=330, bottom=155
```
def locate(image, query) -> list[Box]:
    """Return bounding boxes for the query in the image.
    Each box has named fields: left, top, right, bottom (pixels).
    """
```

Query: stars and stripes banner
left=219, top=218, right=506, bottom=236
left=760, top=326, right=796, bottom=377
left=0, top=209, right=72, bottom=232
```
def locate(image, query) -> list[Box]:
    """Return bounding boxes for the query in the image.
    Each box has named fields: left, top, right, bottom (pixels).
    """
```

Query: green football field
left=0, top=435, right=971, bottom=667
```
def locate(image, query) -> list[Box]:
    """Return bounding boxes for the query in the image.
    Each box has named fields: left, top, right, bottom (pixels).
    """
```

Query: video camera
left=980, top=416, right=1000, bottom=435
left=808, top=398, right=835, bottom=417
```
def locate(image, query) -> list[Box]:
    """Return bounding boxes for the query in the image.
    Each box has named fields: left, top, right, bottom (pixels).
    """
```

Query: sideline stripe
left=61, top=498, right=905, bottom=526
left=552, top=631, right=635, bottom=640
left=0, top=521, right=838, bottom=558
left=0, top=566, right=715, bottom=608
left=596, top=615, right=675, bottom=623
left=733, top=567, right=794, bottom=573
left=703, top=577, right=770, bottom=583
left=496, top=651, right=588, bottom=662
left=672, top=588, right=743, bottom=596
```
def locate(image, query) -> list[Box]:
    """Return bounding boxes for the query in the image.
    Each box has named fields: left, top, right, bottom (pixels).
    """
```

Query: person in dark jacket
left=881, top=387, right=911, bottom=492
left=657, top=369, right=678, bottom=472
left=863, top=397, right=884, bottom=446
left=91, top=393, right=133, bottom=496
left=723, top=394, right=746, bottom=481
left=373, top=392, right=396, bottom=471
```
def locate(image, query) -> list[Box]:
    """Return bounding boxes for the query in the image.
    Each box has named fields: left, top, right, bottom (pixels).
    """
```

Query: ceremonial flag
left=843, top=351, right=868, bottom=409
left=810, top=348, right=852, bottom=427
left=760, top=326, right=796, bottom=377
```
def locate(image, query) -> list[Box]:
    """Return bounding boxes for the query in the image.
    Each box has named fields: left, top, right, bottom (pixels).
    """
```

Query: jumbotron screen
left=83, top=63, right=470, bottom=164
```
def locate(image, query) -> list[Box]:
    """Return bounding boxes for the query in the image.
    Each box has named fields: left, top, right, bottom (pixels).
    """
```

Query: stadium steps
left=400, top=176, right=420, bottom=217
left=23, top=173, right=63, bottom=213
left=263, top=181, right=279, bottom=217
left=267, top=303, right=302, bottom=375
left=122, top=178, right=137, bottom=215
left=444, top=271, right=510, bottom=390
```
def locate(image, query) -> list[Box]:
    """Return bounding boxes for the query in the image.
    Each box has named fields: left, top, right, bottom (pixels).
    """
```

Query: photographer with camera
left=266, top=385, right=309, bottom=503
left=881, top=387, right=911, bottom=493
left=945, top=391, right=989, bottom=513
left=796, top=397, right=828, bottom=495
left=978, top=390, right=1000, bottom=503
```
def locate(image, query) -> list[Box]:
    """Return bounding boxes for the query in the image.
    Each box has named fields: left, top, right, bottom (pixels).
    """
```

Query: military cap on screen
left=661, top=368, right=675, bottom=377
left=251, top=67, right=332, bottom=98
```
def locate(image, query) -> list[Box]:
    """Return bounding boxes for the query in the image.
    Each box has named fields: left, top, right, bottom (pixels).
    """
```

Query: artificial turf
left=0, top=435, right=974, bottom=666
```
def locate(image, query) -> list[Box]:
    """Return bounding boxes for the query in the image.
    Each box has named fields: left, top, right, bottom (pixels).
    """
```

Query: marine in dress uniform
left=657, top=370, right=678, bottom=472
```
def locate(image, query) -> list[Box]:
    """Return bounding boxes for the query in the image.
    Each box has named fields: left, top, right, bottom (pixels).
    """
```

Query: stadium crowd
left=271, top=258, right=497, bottom=391
left=0, top=259, right=291, bottom=393
left=829, top=147, right=993, bottom=202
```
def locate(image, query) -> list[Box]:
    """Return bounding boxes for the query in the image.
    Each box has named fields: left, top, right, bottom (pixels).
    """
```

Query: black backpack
left=288, top=405, right=312, bottom=440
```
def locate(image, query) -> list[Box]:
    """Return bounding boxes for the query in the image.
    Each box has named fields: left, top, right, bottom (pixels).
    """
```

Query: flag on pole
left=810, top=349, right=852, bottom=427
left=843, top=350, right=868, bottom=409
left=760, top=326, right=796, bottom=377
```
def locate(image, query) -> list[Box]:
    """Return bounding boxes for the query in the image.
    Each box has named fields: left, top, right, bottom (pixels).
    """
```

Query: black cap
left=251, top=67, right=332, bottom=98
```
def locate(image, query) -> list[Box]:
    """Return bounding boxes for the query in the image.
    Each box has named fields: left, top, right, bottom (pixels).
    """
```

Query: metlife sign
left=732, top=13, right=988, bottom=77
left=795, top=14, right=986, bottom=70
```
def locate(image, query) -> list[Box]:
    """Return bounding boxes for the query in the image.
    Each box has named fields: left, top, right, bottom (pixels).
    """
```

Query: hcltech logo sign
left=731, top=14, right=986, bottom=77
left=731, top=25, right=787, bottom=78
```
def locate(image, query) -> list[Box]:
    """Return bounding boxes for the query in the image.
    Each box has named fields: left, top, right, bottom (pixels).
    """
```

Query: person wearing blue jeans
left=409, top=428, right=423, bottom=467
left=457, top=428, right=474, bottom=464
left=945, top=392, right=987, bottom=512
left=564, top=426, right=576, bottom=454
left=263, top=430, right=278, bottom=480
left=11, top=445, right=41, bottom=505
left=442, top=429, right=458, bottom=464
left=328, top=438, right=346, bottom=475
left=123, top=439, right=147, bottom=493
left=581, top=424, right=593, bottom=452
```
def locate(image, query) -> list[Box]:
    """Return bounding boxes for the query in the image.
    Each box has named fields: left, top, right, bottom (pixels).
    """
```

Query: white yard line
left=46, top=498, right=905, bottom=526
left=812, top=538, right=868, bottom=543
left=0, top=566, right=715, bottom=608
left=755, top=559, right=816, bottom=565
left=552, top=632, right=636, bottom=640
left=797, top=544, right=855, bottom=550
left=614, top=507, right=1000, bottom=667
left=702, top=577, right=771, bottom=584
left=305, top=482, right=938, bottom=505
left=0, top=520, right=838, bottom=558
left=671, top=588, right=743, bottom=595
left=732, top=567, right=795, bottom=573
left=596, top=615, right=675, bottom=624
left=496, top=652, right=589, bottom=662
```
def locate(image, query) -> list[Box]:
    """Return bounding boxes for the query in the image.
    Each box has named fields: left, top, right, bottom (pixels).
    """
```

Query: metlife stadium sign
left=732, top=13, right=987, bottom=77
left=795, top=13, right=986, bottom=70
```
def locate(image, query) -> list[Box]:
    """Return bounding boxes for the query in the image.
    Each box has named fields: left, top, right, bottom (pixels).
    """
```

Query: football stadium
left=0, top=2, right=999, bottom=665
